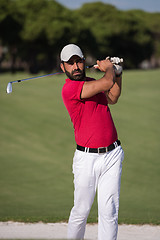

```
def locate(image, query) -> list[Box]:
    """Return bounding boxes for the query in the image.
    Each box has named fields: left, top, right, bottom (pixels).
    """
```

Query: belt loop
left=85, top=147, right=89, bottom=153
left=114, top=141, right=118, bottom=148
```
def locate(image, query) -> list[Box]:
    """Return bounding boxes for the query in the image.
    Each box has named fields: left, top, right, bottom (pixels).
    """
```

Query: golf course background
left=0, top=69, right=160, bottom=224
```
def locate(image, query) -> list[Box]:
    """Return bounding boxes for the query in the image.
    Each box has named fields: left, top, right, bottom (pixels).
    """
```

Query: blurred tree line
left=0, top=0, right=160, bottom=73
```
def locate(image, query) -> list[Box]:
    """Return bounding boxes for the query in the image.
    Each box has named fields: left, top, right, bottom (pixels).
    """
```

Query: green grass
left=0, top=69, right=160, bottom=224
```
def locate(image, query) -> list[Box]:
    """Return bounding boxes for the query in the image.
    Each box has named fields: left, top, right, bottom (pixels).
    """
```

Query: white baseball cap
left=60, top=44, right=84, bottom=62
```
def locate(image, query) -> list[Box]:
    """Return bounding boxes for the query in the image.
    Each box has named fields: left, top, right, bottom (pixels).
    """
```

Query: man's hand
left=93, top=56, right=123, bottom=73
left=109, top=56, right=123, bottom=77
left=113, top=64, right=123, bottom=77
left=94, top=58, right=113, bottom=72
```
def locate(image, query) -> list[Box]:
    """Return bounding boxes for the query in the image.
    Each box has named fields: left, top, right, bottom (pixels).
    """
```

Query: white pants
left=67, top=145, right=124, bottom=240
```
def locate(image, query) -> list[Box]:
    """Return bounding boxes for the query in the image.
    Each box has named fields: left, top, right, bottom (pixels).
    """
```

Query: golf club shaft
left=10, top=72, right=63, bottom=84
left=8, top=64, right=94, bottom=85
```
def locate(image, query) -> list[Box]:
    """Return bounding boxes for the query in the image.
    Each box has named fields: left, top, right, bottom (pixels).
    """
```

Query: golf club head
left=6, top=82, right=12, bottom=94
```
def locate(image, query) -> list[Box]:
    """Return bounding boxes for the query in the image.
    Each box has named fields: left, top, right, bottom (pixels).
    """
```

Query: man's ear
left=60, top=63, right=65, bottom=72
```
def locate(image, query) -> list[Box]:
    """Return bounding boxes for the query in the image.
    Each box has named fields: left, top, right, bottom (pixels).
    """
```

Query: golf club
left=6, top=72, right=63, bottom=94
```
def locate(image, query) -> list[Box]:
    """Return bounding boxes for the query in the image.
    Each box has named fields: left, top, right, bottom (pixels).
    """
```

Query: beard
left=64, top=68, right=86, bottom=81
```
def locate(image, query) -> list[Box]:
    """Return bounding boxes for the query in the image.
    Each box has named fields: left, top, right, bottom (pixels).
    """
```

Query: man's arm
left=105, top=75, right=122, bottom=104
left=81, top=59, right=115, bottom=99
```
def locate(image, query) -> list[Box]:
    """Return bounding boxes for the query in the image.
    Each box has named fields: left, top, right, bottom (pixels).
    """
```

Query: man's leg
left=98, top=146, right=124, bottom=240
left=67, top=150, right=97, bottom=239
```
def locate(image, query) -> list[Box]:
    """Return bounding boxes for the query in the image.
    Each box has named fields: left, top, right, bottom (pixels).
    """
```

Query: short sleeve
left=62, top=80, right=85, bottom=103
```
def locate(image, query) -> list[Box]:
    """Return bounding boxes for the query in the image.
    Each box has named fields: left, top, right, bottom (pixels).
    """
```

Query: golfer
left=60, top=44, right=124, bottom=240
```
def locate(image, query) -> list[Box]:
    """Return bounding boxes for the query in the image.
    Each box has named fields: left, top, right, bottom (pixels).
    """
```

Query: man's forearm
left=106, top=76, right=122, bottom=104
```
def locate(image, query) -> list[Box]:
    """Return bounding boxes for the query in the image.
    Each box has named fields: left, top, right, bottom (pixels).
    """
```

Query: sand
left=0, top=222, right=160, bottom=240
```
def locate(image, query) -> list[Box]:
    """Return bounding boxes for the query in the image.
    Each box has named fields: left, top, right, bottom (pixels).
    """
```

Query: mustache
left=72, top=69, right=83, bottom=74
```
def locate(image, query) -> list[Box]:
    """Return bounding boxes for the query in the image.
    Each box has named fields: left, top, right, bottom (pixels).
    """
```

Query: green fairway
left=0, top=69, right=160, bottom=224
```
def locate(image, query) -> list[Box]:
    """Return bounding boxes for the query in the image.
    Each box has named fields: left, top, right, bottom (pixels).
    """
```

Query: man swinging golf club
left=60, top=44, right=124, bottom=240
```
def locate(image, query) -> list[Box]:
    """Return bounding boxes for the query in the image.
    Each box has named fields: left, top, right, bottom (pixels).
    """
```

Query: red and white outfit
left=62, top=77, right=124, bottom=240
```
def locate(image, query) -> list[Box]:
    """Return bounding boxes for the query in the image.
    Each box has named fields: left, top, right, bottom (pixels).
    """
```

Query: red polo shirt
left=62, top=77, right=118, bottom=148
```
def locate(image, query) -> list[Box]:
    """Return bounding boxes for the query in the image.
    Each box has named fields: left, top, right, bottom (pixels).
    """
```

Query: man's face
left=61, top=55, right=86, bottom=81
